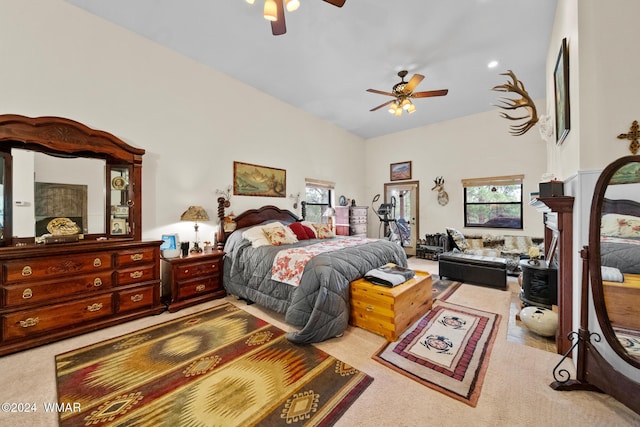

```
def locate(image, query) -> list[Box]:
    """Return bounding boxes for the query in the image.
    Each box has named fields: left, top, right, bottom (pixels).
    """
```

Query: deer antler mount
left=492, top=70, right=539, bottom=136
left=431, top=176, right=449, bottom=207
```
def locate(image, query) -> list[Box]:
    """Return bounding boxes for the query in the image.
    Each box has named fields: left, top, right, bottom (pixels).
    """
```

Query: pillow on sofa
left=446, top=227, right=469, bottom=251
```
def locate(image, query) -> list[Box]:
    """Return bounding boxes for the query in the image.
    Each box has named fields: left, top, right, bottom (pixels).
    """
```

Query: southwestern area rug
left=373, top=300, right=500, bottom=407
left=55, top=303, right=373, bottom=426
left=430, top=276, right=462, bottom=301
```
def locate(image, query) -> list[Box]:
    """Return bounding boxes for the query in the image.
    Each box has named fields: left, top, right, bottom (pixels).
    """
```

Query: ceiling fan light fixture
left=246, top=0, right=255, bottom=4
left=394, top=107, right=403, bottom=117
left=407, top=103, right=417, bottom=114
left=285, top=0, right=300, bottom=12
left=401, top=98, right=411, bottom=110
left=264, top=0, right=278, bottom=21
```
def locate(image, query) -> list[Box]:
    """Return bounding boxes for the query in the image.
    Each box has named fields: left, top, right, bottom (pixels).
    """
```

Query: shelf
left=529, top=196, right=575, bottom=213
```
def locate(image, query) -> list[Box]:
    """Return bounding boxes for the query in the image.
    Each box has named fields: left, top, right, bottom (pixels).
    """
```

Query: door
left=384, top=181, right=419, bottom=256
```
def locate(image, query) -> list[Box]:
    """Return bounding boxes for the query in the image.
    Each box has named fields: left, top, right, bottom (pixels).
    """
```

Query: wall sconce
left=215, top=185, right=232, bottom=208
left=289, top=192, right=301, bottom=209
left=180, top=206, right=209, bottom=253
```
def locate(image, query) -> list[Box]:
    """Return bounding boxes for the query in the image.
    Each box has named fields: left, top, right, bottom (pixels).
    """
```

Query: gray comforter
left=223, top=229, right=407, bottom=343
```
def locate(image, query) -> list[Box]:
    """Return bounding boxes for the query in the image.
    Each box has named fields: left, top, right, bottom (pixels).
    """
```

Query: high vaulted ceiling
left=65, top=0, right=557, bottom=139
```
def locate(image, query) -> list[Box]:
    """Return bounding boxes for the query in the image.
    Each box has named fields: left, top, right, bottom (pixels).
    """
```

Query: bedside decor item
left=160, top=234, right=180, bottom=258
left=617, top=120, right=639, bottom=155
left=520, top=306, right=558, bottom=337
left=373, top=300, right=500, bottom=407
left=180, top=205, right=209, bottom=253
left=55, top=304, right=372, bottom=427
left=233, top=161, right=286, bottom=197
left=491, top=69, right=539, bottom=136
left=338, top=194, right=347, bottom=206
left=223, top=212, right=237, bottom=232
left=390, top=161, right=411, bottom=181
left=554, top=38, right=570, bottom=144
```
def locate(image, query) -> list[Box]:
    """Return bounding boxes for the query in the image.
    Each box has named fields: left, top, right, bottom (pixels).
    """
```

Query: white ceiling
left=65, top=0, right=557, bottom=139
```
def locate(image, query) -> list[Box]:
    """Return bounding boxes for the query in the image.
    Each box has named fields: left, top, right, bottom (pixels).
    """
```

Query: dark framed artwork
left=554, top=37, right=570, bottom=144
left=233, top=161, right=286, bottom=197
left=390, top=161, right=412, bottom=181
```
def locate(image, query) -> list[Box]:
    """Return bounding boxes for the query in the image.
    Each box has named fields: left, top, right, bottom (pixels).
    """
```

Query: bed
left=218, top=204, right=408, bottom=344
left=600, top=198, right=640, bottom=330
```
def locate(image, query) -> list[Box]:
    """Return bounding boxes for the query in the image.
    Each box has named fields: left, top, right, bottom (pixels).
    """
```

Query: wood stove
left=519, top=259, right=558, bottom=309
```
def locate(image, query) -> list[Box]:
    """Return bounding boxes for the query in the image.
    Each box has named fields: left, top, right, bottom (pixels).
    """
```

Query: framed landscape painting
left=233, top=161, right=286, bottom=197
left=390, top=161, right=412, bottom=181
left=554, top=38, right=570, bottom=144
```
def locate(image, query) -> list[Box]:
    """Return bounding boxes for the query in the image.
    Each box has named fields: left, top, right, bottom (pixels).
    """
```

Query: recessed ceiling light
left=488, top=60, right=499, bottom=69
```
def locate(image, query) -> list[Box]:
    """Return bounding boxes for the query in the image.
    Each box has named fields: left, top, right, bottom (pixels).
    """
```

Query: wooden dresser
left=349, top=270, right=432, bottom=341
left=161, top=251, right=225, bottom=312
left=0, top=240, right=163, bottom=356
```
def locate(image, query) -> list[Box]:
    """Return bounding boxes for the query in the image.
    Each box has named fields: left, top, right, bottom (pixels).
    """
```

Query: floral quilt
left=272, top=237, right=376, bottom=286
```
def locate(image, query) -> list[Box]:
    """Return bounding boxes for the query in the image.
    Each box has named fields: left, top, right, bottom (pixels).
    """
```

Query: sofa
left=437, top=228, right=545, bottom=290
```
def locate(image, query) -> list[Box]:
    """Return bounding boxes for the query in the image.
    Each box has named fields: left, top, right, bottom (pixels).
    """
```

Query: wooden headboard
left=603, top=198, right=640, bottom=216
left=216, top=198, right=300, bottom=249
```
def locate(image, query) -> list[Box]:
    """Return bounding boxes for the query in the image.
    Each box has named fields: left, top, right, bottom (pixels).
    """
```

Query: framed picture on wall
left=111, top=218, right=126, bottom=235
left=554, top=37, right=570, bottom=144
left=390, top=161, right=412, bottom=181
left=233, top=161, right=286, bottom=197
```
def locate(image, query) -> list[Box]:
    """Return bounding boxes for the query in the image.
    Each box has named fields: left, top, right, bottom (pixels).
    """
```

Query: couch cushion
left=446, top=227, right=469, bottom=251
left=439, top=252, right=507, bottom=268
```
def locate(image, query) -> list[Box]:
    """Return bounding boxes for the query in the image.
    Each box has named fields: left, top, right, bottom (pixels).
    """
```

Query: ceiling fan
left=367, top=70, right=448, bottom=116
left=247, top=0, right=346, bottom=36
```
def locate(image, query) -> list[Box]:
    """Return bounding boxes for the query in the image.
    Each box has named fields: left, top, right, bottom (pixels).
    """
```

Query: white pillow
left=601, top=213, right=640, bottom=238
left=242, top=226, right=271, bottom=248
left=262, top=221, right=298, bottom=244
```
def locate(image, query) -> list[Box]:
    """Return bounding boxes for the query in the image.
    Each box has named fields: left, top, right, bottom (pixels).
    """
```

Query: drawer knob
left=130, top=271, right=143, bottom=279
left=211, top=264, right=217, bottom=270
left=21, top=266, right=33, bottom=277
left=196, top=284, right=206, bottom=292
left=183, top=269, right=189, bottom=274
left=130, top=253, right=144, bottom=261
left=19, top=317, right=39, bottom=328
left=93, top=278, right=103, bottom=287
left=131, top=294, right=143, bottom=302
left=22, top=288, right=33, bottom=299
left=87, top=303, right=103, bottom=312
left=93, top=258, right=102, bottom=267
left=366, top=305, right=374, bottom=312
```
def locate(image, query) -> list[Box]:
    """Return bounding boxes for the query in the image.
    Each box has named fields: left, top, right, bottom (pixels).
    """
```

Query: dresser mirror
left=591, top=155, right=640, bottom=367
left=0, top=115, right=144, bottom=245
left=12, top=149, right=106, bottom=238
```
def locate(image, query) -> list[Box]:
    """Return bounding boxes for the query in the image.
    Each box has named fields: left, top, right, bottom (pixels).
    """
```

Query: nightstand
left=161, top=251, right=225, bottom=312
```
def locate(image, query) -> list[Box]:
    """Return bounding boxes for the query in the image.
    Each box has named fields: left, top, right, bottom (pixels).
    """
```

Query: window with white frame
left=462, top=175, right=523, bottom=229
left=304, top=178, right=334, bottom=223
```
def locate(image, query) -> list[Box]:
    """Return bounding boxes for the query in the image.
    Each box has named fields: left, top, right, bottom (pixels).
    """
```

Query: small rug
left=613, top=326, right=640, bottom=360
left=430, top=275, right=462, bottom=301
left=373, top=300, right=500, bottom=407
left=55, top=303, right=373, bottom=426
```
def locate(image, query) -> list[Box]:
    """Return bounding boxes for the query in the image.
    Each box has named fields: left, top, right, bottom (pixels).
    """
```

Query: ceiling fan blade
left=271, top=0, right=286, bottom=36
left=411, top=89, right=449, bottom=98
left=323, top=0, right=346, bottom=7
left=403, top=73, right=425, bottom=94
left=366, top=88, right=396, bottom=97
left=370, top=100, right=395, bottom=112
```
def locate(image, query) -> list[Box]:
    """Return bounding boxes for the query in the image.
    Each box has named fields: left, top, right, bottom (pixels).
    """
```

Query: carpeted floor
left=55, top=303, right=372, bottom=427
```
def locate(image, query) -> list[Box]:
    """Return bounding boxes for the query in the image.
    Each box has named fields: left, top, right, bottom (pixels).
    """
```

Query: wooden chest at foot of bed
left=603, top=274, right=640, bottom=331
left=349, top=271, right=432, bottom=341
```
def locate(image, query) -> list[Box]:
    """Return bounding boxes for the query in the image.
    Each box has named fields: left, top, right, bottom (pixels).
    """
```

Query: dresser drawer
left=350, top=207, right=368, bottom=217
left=175, top=259, right=221, bottom=281
left=116, top=247, right=158, bottom=267
left=350, top=224, right=368, bottom=235
left=177, top=277, right=221, bottom=300
left=2, top=293, right=114, bottom=341
left=4, top=252, right=113, bottom=284
left=118, top=285, right=155, bottom=313
left=117, top=265, right=157, bottom=286
left=2, top=272, right=113, bottom=307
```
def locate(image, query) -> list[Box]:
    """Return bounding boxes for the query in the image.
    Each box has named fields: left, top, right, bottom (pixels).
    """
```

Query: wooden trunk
left=603, top=274, right=640, bottom=330
left=349, top=270, right=432, bottom=341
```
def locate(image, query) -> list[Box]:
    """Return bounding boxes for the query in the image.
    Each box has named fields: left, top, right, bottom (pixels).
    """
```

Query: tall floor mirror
left=551, top=155, right=640, bottom=415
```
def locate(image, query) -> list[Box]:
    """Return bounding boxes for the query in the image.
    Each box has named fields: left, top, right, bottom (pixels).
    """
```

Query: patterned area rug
left=613, top=326, right=640, bottom=360
left=373, top=300, right=500, bottom=407
left=430, top=276, right=462, bottom=301
left=55, top=303, right=373, bottom=426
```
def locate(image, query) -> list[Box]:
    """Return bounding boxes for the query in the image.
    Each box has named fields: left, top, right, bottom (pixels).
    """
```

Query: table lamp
left=180, top=206, right=209, bottom=253
left=323, top=207, right=335, bottom=229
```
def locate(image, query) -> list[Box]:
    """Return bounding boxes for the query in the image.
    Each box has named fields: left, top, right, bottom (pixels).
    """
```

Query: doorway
left=384, top=181, right=419, bottom=256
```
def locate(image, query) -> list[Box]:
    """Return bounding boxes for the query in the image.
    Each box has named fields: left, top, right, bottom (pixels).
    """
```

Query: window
left=462, top=175, right=523, bottom=229
left=304, top=178, right=334, bottom=223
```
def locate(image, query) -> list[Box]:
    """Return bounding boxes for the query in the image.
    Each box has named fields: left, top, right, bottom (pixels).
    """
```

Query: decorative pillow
left=301, top=221, right=318, bottom=238
left=242, top=226, right=270, bottom=248
left=312, top=223, right=335, bottom=239
left=601, top=213, right=640, bottom=238
left=446, top=227, right=469, bottom=251
left=263, top=221, right=298, bottom=244
left=263, top=225, right=290, bottom=246
left=300, top=224, right=316, bottom=239
left=288, top=222, right=310, bottom=240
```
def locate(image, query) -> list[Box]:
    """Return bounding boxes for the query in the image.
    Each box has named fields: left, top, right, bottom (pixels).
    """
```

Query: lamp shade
left=323, top=207, right=335, bottom=217
left=180, top=206, right=209, bottom=222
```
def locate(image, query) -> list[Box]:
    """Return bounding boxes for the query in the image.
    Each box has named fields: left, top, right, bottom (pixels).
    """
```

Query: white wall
left=0, top=0, right=366, bottom=244
left=365, top=106, right=547, bottom=239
